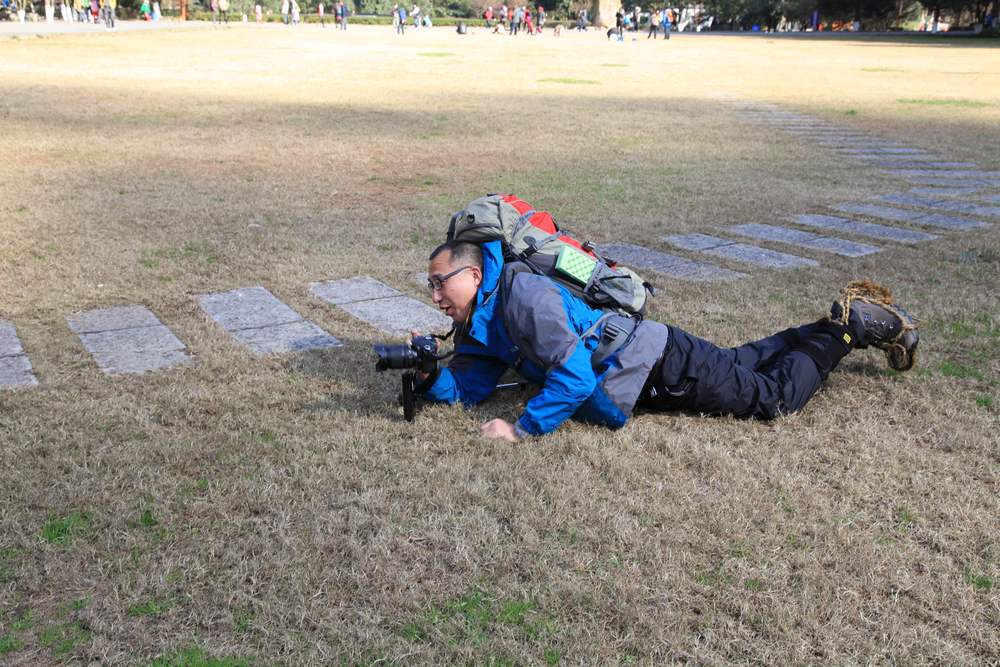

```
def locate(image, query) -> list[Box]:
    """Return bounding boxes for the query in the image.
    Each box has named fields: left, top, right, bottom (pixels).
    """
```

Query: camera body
left=373, top=335, right=440, bottom=374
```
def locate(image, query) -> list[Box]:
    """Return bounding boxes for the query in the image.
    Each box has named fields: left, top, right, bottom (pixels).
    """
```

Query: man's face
left=428, top=250, right=481, bottom=324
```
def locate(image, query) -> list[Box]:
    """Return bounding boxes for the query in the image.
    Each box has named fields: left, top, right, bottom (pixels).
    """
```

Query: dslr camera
left=373, top=335, right=440, bottom=374
left=374, top=335, right=448, bottom=421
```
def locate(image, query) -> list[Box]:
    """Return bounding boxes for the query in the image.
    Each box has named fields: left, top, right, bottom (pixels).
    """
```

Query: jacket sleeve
left=505, top=274, right=597, bottom=436
left=418, top=339, right=508, bottom=407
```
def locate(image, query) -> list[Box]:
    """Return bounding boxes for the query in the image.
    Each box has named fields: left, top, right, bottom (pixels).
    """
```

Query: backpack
left=446, top=194, right=653, bottom=316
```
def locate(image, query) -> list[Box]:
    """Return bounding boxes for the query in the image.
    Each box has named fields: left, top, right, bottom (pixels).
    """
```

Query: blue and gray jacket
left=418, top=241, right=669, bottom=436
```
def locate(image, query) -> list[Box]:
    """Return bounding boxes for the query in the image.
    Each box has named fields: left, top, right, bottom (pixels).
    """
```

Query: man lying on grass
left=412, top=218, right=918, bottom=443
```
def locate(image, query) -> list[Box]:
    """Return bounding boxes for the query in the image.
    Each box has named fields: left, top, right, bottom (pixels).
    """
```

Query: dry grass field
left=1, top=24, right=998, bottom=665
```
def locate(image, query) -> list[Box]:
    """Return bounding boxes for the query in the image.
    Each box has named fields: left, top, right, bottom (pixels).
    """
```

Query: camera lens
left=373, top=344, right=419, bottom=371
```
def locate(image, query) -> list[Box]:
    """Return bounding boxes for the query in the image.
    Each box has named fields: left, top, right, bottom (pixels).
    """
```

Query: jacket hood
left=476, top=240, right=504, bottom=307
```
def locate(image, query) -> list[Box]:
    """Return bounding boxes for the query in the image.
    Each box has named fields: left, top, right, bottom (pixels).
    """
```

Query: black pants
left=640, top=319, right=854, bottom=420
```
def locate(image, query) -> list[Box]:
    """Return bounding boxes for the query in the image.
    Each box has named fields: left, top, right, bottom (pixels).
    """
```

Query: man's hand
left=409, top=329, right=438, bottom=382
left=480, top=419, right=519, bottom=442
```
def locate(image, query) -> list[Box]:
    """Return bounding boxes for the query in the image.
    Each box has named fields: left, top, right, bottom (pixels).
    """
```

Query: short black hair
left=429, top=241, right=483, bottom=269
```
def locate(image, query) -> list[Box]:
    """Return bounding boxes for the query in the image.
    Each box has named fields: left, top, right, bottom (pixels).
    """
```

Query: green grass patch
left=538, top=77, right=600, bottom=85
left=232, top=608, right=254, bottom=634
left=128, top=596, right=176, bottom=618
left=895, top=507, right=917, bottom=531
left=844, top=109, right=858, bottom=116
left=939, top=361, right=985, bottom=381
left=11, top=610, right=34, bottom=632
left=744, top=578, right=763, bottom=591
left=40, top=511, right=94, bottom=545
left=400, top=587, right=558, bottom=658
left=897, top=98, right=990, bottom=109
left=947, top=321, right=976, bottom=338
left=0, top=547, right=23, bottom=584
left=694, top=564, right=731, bottom=587
left=975, top=395, right=993, bottom=408
left=40, top=620, right=92, bottom=658
left=418, top=51, right=455, bottom=57
left=964, top=569, right=994, bottom=590
left=0, top=633, right=24, bottom=655
left=139, top=508, right=159, bottom=528
left=149, top=646, right=251, bottom=667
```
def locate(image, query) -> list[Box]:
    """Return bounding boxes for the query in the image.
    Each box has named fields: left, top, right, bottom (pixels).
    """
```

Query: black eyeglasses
left=427, top=266, right=473, bottom=292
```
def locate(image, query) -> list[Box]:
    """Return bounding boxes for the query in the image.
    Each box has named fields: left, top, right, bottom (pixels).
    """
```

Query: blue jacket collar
left=466, top=240, right=504, bottom=346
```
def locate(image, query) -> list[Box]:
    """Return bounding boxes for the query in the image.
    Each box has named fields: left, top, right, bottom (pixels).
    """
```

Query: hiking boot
left=830, top=280, right=919, bottom=371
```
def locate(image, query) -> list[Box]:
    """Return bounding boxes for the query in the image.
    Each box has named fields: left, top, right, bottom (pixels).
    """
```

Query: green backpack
left=446, top=194, right=654, bottom=316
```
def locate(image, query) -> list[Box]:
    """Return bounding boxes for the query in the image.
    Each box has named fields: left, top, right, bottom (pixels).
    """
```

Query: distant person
left=210, top=0, right=218, bottom=22
left=613, top=7, right=624, bottom=39
left=152, top=0, right=160, bottom=19
left=511, top=3, right=522, bottom=33
left=317, top=0, right=325, bottom=25
left=410, top=3, right=419, bottom=27
left=44, top=0, right=53, bottom=23
left=662, top=7, right=672, bottom=37
left=648, top=7, right=659, bottom=36
left=631, top=4, right=640, bottom=30
left=575, top=7, right=586, bottom=30
left=497, top=2, right=507, bottom=30
left=254, top=2, right=261, bottom=22
left=74, top=0, right=85, bottom=22
left=280, top=0, right=288, bottom=24
left=99, top=0, right=113, bottom=27
left=395, top=2, right=406, bottom=32
left=335, top=0, right=346, bottom=29
left=523, top=5, right=533, bottom=33
left=218, top=0, right=229, bottom=24
left=291, top=0, right=299, bottom=23
left=482, top=5, right=492, bottom=27
left=536, top=4, right=544, bottom=30
left=59, top=0, right=70, bottom=21
left=139, top=0, right=149, bottom=19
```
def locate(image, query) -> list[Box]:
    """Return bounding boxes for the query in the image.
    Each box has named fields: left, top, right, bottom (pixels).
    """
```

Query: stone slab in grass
left=0, top=320, right=37, bottom=388
left=67, top=305, right=162, bottom=334
left=727, top=223, right=880, bottom=258
left=662, top=233, right=731, bottom=251
left=229, top=320, right=343, bottom=355
left=598, top=243, right=746, bottom=281
left=71, top=306, right=193, bottom=374
left=310, top=276, right=402, bottom=305
left=198, top=286, right=340, bottom=355
left=910, top=187, right=984, bottom=197
left=90, top=349, right=193, bottom=375
left=0, top=320, right=25, bottom=357
left=875, top=193, right=940, bottom=208
left=830, top=203, right=929, bottom=223
left=907, top=177, right=1000, bottom=188
left=930, top=200, right=1000, bottom=219
left=873, top=162, right=976, bottom=170
left=0, top=353, right=38, bottom=389
left=876, top=193, right=1000, bottom=219
left=915, top=214, right=990, bottom=231
left=885, top=168, right=1000, bottom=179
left=840, top=147, right=926, bottom=155
left=198, top=286, right=302, bottom=331
left=339, top=296, right=452, bottom=337
left=791, top=214, right=938, bottom=244
left=703, top=243, right=819, bottom=269
left=78, top=324, right=186, bottom=355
